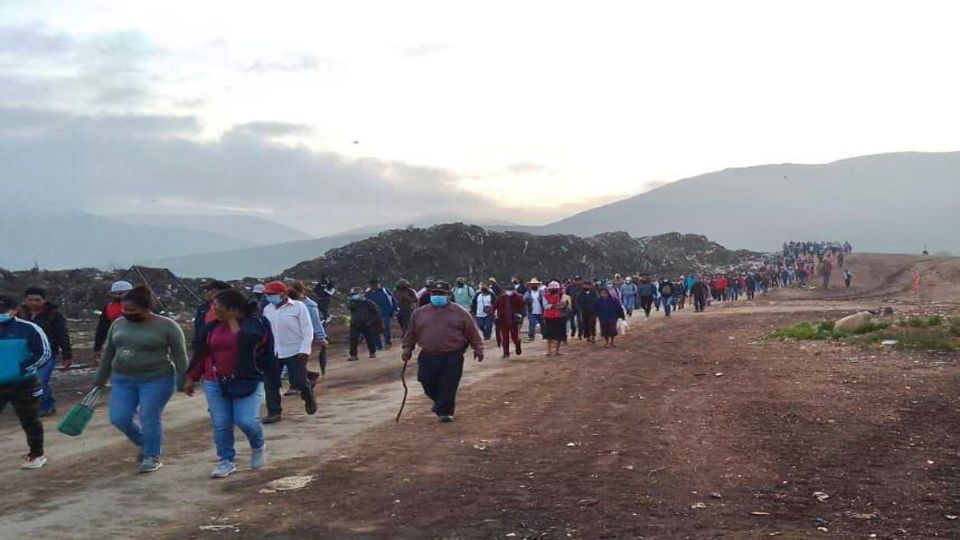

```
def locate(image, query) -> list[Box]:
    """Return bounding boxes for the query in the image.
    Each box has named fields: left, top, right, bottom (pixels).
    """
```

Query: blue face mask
left=0, top=314, right=12, bottom=323
left=266, top=294, right=283, bottom=306
left=430, top=295, right=449, bottom=307
left=351, top=294, right=361, bottom=301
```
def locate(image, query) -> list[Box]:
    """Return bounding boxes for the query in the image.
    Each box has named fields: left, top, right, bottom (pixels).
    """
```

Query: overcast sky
left=2, top=1, right=959, bottom=235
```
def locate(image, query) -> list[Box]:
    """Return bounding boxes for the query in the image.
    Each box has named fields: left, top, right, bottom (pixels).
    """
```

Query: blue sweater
left=366, top=289, right=397, bottom=317
left=594, top=297, right=625, bottom=322
left=0, top=318, right=51, bottom=386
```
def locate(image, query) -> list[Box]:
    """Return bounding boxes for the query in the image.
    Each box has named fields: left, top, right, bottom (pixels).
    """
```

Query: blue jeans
left=38, top=355, right=57, bottom=413
left=527, top=313, right=544, bottom=339
left=382, top=315, right=393, bottom=346
left=663, top=296, right=673, bottom=316
left=202, top=380, right=265, bottom=462
left=108, top=374, right=175, bottom=459
left=475, top=315, right=494, bottom=339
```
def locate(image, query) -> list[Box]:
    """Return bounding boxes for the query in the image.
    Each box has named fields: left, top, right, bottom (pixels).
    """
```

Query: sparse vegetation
left=769, top=315, right=960, bottom=352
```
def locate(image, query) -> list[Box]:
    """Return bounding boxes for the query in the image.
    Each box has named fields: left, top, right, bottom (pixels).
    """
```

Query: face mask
left=351, top=294, right=362, bottom=301
left=0, top=314, right=12, bottom=323
left=430, top=295, right=449, bottom=307
left=531, top=286, right=539, bottom=291
left=123, top=313, right=146, bottom=322
left=481, top=288, right=489, bottom=293
left=266, top=294, right=283, bottom=306
left=506, top=291, right=515, bottom=296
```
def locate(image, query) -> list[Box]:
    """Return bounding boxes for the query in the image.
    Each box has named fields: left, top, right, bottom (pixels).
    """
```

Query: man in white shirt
left=471, top=282, right=496, bottom=340
left=523, top=278, right=545, bottom=342
left=261, top=281, right=316, bottom=424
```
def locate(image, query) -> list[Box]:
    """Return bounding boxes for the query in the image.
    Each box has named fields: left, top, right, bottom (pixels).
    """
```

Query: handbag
left=58, top=387, right=101, bottom=436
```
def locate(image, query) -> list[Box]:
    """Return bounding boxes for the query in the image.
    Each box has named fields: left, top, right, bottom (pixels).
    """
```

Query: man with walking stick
left=400, top=281, right=484, bottom=423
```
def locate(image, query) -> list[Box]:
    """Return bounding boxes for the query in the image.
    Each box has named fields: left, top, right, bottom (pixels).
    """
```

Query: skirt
left=600, top=320, right=619, bottom=338
left=543, top=317, right=567, bottom=341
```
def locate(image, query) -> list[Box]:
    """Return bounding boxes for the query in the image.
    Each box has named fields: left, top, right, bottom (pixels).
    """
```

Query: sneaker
left=250, top=446, right=266, bottom=470
left=209, top=460, right=237, bottom=479
left=368, top=352, right=377, bottom=359
left=139, top=457, right=163, bottom=473
left=307, top=371, right=319, bottom=389
left=347, top=356, right=359, bottom=362
left=39, top=408, right=56, bottom=418
left=21, top=455, right=47, bottom=470
left=304, top=393, right=318, bottom=415
left=438, top=415, right=454, bottom=423
left=262, top=414, right=282, bottom=424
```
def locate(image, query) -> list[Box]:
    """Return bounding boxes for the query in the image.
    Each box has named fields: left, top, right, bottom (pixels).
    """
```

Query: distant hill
left=105, top=214, right=313, bottom=246
left=539, top=151, right=960, bottom=254
left=284, top=223, right=763, bottom=287
left=144, top=233, right=372, bottom=279
left=0, top=212, right=261, bottom=271
left=329, top=213, right=518, bottom=237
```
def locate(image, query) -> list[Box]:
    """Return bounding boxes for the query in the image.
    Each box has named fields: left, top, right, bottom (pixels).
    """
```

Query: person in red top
left=184, top=289, right=275, bottom=479
left=92, top=280, right=134, bottom=367
left=542, top=281, right=570, bottom=357
left=493, top=283, right=525, bottom=358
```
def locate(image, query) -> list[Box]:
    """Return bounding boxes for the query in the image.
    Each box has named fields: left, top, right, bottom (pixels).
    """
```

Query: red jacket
left=494, top=293, right=525, bottom=325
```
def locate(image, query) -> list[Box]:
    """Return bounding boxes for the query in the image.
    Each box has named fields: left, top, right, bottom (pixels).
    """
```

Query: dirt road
left=2, top=254, right=959, bottom=539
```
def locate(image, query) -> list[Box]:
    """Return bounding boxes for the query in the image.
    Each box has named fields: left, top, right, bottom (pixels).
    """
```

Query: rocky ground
left=1, top=253, right=959, bottom=539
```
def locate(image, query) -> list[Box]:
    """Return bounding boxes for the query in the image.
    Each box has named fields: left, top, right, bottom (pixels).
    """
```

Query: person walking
left=638, top=277, right=657, bottom=318
left=21, top=287, right=73, bottom=416
left=401, top=281, right=484, bottom=423
left=93, top=280, right=134, bottom=367
left=595, top=287, right=626, bottom=348
left=542, top=281, right=570, bottom=357
left=288, top=281, right=326, bottom=380
left=394, top=280, right=419, bottom=336
left=452, top=278, right=476, bottom=311
left=565, top=279, right=582, bottom=338
left=692, top=277, right=710, bottom=312
left=843, top=269, right=854, bottom=288
left=620, top=277, right=638, bottom=317
left=0, top=295, right=51, bottom=470
left=494, top=283, right=524, bottom=358
left=577, top=282, right=599, bottom=342
left=194, top=281, right=232, bottom=351
left=347, top=287, right=383, bottom=361
left=184, top=289, right=274, bottom=478
left=523, top=278, right=546, bottom=342
left=93, top=286, right=188, bottom=473
left=470, top=282, right=496, bottom=340
left=313, top=277, right=336, bottom=322
left=658, top=278, right=675, bottom=317
left=365, top=279, right=397, bottom=350
left=261, top=281, right=317, bottom=424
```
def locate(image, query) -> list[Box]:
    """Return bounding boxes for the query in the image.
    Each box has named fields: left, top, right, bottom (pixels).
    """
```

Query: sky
left=2, top=0, right=960, bottom=236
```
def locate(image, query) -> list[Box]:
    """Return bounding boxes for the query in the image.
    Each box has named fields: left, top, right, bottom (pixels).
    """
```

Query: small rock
left=817, top=527, right=829, bottom=532
left=690, top=502, right=707, bottom=509
left=813, top=491, right=830, bottom=502
left=751, top=511, right=771, bottom=516
left=577, top=498, right=599, bottom=507
left=710, top=492, right=723, bottom=499
left=946, top=515, right=958, bottom=520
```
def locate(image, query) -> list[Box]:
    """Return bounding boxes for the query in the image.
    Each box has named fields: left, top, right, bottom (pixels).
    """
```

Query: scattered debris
left=847, top=512, right=878, bottom=520
left=472, top=444, right=488, bottom=451
left=813, top=491, right=830, bottom=502
left=751, top=511, right=771, bottom=516
left=259, top=475, right=317, bottom=494
left=710, top=492, right=724, bottom=499
left=577, top=498, right=599, bottom=507
left=566, top=442, right=582, bottom=448
left=690, top=502, right=707, bottom=509
left=881, top=340, right=898, bottom=346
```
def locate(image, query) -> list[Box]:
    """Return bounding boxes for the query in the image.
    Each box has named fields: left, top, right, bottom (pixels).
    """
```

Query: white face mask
left=506, top=291, right=515, bottom=296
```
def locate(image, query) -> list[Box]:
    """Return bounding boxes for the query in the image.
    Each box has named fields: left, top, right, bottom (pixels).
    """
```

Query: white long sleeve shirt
left=263, top=299, right=314, bottom=359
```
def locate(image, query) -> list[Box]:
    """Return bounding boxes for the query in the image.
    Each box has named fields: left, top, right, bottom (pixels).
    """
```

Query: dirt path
left=2, top=253, right=959, bottom=539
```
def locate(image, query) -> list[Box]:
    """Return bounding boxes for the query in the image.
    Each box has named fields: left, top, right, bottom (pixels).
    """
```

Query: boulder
left=835, top=311, right=874, bottom=333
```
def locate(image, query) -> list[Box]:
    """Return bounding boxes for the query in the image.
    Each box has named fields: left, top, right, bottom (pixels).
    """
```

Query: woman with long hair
left=184, top=289, right=275, bottom=478
left=93, top=286, right=188, bottom=473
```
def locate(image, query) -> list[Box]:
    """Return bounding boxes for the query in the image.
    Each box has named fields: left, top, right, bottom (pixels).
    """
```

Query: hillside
left=540, top=151, right=960, bottom=254
left=283, top=223, right=763, bottom=287
left=104, top=214, right=313, bottom=246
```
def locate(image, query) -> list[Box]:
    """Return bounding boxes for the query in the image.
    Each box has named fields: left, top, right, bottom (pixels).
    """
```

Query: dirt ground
left=2, top=253, right=960, bottom=539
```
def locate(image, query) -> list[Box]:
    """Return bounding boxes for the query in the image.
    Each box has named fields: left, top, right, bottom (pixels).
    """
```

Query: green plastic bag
left=57, top=387, right=101, bottom=437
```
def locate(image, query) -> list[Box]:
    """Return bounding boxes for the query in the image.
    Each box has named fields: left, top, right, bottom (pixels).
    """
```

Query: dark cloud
left=0, top=107, right=495, bottom=232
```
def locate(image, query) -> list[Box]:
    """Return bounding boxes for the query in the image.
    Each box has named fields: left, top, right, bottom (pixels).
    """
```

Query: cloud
left=505, top=161, right=552, bottom=175
left=227, top=121, right=315, bottom=138
left=0, top=107, right=500, bottom=234
left=400, top=42, right=454, bottom=58
left=245, top=54, right=339, bottom=74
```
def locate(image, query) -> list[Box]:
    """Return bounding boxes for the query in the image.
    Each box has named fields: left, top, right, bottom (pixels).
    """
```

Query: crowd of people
left=0, top=242, right=854, bottom=475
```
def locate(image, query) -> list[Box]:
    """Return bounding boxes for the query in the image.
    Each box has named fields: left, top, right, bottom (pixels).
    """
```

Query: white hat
left=110, top=280, right=134, bottom=293
left=252, top=284, right=265, bottom=294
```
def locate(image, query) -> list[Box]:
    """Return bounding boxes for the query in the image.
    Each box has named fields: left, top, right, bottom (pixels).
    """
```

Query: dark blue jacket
left=365, top=289, right=397, bottom=317
left=187, top=315, right=276, bottom=381
left=193, top=301, right=212, bottom=350
left=638, top=282, right=658, bottom=297
left=594, top=297, right=625, bottom=322
left=0, top=317, right=52, bottom=386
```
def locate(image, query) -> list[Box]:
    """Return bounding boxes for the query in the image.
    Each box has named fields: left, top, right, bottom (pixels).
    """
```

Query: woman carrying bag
left=184, top=289, right=275, bottom=479
left=93, top=286, right=188, bottom=473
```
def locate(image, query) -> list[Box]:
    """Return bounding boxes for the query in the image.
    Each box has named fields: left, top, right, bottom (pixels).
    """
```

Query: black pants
left=569, top=311, right=578, bottom=336
left=581, top=312, right=597, bottom=339
left=694, top=294, right=707, bottom=312
left=417, top=351, right=465, bottom=417
left=264, top=356, right=313, bottom=416
left=349, top=323, right=377, bottom=357
left=640, top=296, right=654, bottom=316
left=0, top=377, right=44, bottom=457
left=397, top=310, right=413, bottom=335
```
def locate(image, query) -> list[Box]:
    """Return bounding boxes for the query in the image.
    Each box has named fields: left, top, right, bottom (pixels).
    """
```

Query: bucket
left=57, top=387, right=101, bottom=437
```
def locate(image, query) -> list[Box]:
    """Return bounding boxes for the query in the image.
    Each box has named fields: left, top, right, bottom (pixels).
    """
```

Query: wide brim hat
left=528, top=278, right=542, bottom=285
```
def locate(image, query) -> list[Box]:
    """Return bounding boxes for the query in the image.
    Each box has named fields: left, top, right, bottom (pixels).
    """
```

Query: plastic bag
left=57, top=387, right=101, bottom=437
left=617, top=319, right=629, bottom=335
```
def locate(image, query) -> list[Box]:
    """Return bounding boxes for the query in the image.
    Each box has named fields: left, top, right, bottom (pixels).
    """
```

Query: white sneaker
left=21, top=455, right=47, bottom=470
left=210, top=460, right=237, bottom=478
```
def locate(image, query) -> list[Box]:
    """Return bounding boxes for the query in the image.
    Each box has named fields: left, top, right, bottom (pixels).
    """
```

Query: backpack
left=661, top=283, right=672, bottom=296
